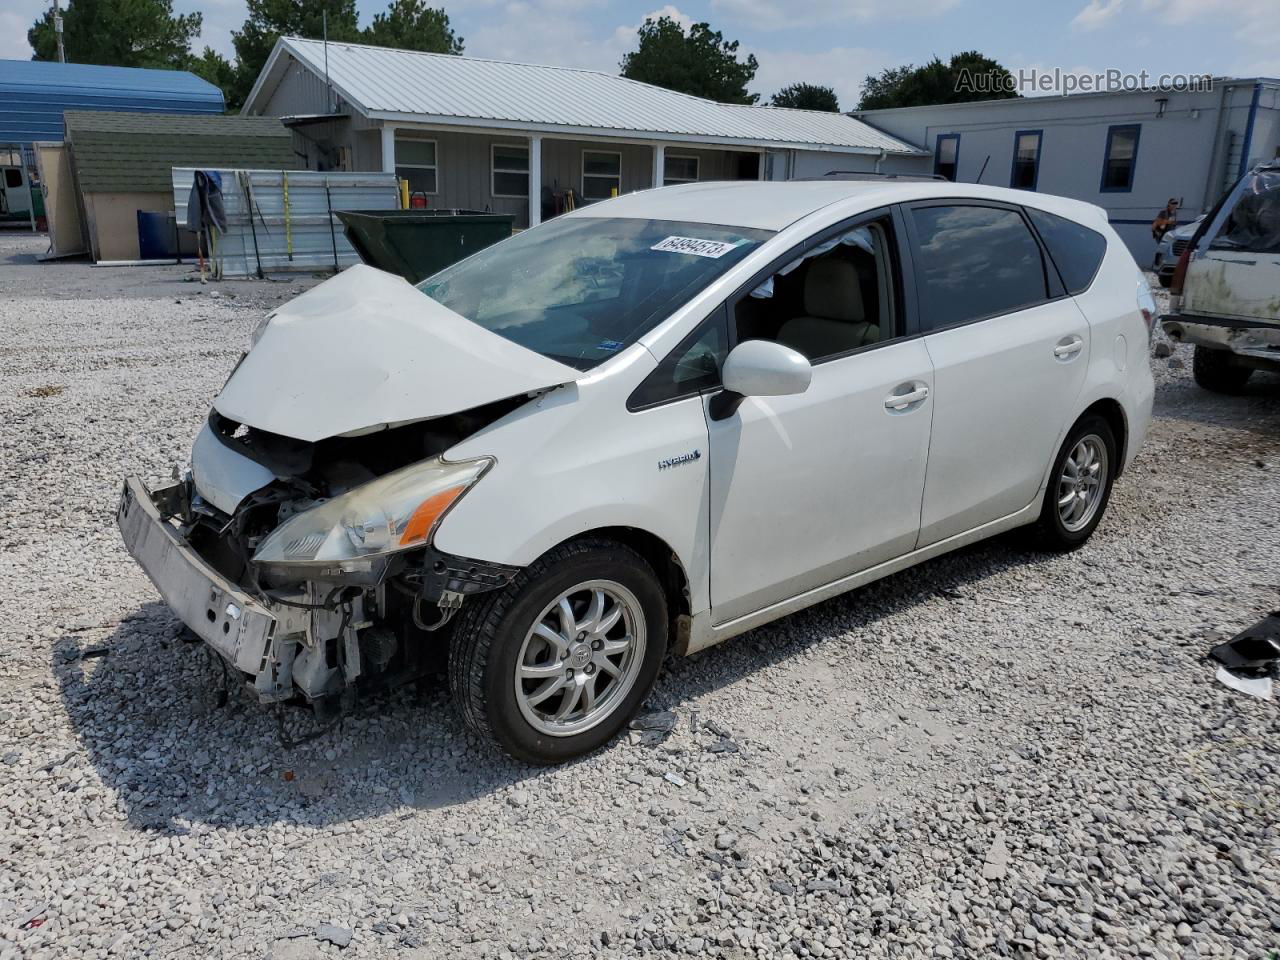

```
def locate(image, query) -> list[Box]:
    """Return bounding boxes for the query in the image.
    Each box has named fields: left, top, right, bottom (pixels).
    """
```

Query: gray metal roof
left=247, top=37, right=925, bottom=156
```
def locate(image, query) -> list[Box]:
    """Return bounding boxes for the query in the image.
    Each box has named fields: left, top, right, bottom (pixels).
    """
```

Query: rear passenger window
left=910, top=205, right=1048, bottom=331
left=1026, top=208, right=1108, bottom=294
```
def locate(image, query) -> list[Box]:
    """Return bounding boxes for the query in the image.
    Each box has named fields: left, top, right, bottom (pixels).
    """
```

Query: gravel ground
left=2, top=238, right=1278, bottom=960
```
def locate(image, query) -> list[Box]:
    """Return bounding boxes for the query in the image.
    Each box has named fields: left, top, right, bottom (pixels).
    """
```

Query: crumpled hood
left=213, top=264, right=579, bottom=442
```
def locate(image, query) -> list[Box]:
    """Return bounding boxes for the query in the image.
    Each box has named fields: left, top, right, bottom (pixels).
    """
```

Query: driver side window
left=733, top=216, right=898, bottom=363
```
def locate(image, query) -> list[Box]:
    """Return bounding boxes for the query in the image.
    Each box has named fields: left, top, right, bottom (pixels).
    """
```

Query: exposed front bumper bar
left=117, top=477, right=307, bottom=700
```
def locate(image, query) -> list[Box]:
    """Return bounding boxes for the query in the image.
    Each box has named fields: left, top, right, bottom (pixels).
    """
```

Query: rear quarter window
left=1026, top=208, right=1108, bottom=294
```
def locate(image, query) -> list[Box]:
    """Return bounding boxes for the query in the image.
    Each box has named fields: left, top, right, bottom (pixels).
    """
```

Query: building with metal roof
left=62, top=110, right=298, bottom=261
left=243, top=37, right=928, bottom=228
left=0, top=59, right=224, bottom=147
left=854, top=78, right=1280, bottom=260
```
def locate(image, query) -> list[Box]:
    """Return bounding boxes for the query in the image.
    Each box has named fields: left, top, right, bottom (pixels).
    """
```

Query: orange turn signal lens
left=398, top=484, right=468, bottom=547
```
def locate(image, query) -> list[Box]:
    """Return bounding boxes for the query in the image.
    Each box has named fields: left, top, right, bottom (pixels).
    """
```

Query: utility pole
left=52, top=0, right=66, bottom=62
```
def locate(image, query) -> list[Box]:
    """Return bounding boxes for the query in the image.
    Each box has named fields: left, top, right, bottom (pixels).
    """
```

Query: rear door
left=903, top=201, right=1089, bottom=546
left=1185, top=165, right=1280, bottom=324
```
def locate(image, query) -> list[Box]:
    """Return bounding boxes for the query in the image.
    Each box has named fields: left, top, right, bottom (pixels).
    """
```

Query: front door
left=904, top=202, right=1090, bottom=546
left=706, top=212, right=934, bottom=625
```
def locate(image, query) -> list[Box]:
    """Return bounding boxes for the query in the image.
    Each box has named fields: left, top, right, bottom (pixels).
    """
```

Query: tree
left=29, top=0, right=201, bottom=70
left=620, top=16, right=758, bottom=105
left=770, top=83, right=839, bottom=112
left=364, top=0, right=462, bottom=54
left=858, top=51, right=1018, bottom=110
left=188, top=48, right=237, bottom=103
left=227, top=0, right=361, bottom=108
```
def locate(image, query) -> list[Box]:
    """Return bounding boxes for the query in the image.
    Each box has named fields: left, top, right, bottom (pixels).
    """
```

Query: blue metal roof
left=0, top=59, right=225, bottom=146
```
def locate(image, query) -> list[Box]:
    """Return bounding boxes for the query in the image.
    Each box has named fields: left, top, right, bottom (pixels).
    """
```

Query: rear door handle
left=885, top=385, right=929, bottom=410
left=1053, top=337, right=1084, bottom=360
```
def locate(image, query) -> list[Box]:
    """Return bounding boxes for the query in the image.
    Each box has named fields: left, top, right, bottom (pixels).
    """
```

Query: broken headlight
left=253, top=456, right=491, bottom=575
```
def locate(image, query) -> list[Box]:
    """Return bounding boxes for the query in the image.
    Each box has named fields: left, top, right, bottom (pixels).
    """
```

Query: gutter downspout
left=1237, top=82, right=1262, bottom=181
left=874, top=148, right=885, bottom=173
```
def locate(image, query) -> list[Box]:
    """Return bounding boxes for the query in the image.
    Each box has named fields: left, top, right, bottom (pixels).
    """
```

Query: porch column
left=380, top=125, right=396, bottom=173
left=652, top=143, right=665, bottom=189
left=529, top=134, right=542, bottom=227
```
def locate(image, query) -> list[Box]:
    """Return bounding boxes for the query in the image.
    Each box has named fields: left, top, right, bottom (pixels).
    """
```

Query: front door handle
left=1053, top=336, right=1084, bottom=360
left=885, top=384, right=929, bottom=410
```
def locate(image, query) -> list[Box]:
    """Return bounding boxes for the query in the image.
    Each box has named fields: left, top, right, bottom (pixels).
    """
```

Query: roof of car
left=565, top=180, right=1108, bottom=232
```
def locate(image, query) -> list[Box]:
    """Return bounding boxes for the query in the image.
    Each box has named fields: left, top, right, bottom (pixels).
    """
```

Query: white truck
left=1163, top=161, right=1280, bottom=392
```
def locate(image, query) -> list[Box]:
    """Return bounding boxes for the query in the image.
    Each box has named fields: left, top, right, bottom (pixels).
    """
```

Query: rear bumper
left=117, top=476, right=307, bottom=700
left=1162, top=313, right=1280, bottom=366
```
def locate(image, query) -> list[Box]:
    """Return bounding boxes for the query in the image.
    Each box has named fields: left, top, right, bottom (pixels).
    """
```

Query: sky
left=1, top=0, right=1277, bottom=108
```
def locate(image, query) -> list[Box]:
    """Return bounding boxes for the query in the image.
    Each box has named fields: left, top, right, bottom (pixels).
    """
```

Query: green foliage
left=227, top=0, right=361, bottom=108
left=620, top=16, right=758, bottom=105
left=365, top=0, right=463, bottom=54
left=858, top=51, right=1019, bottom=110
left=187, top=48, right=237, bottom=108
left=770, top=83, right=840, bottom=112
left=28, top=0, right=201, bottom=70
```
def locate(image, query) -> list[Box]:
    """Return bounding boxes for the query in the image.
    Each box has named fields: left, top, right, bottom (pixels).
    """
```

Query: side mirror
left=710, top=339, right=812, bottom=420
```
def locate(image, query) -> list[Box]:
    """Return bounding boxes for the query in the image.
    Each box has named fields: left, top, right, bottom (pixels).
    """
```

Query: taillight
left=1170, top=246, right=1191, bottom=296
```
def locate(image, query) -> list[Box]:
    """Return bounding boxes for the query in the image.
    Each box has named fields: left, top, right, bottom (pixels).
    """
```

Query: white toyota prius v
left=119, top=178, right=1156, bottom=763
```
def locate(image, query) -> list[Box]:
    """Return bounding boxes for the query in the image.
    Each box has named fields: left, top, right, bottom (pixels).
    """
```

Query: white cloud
left=1140, top=0, right=1279, bottom=48
left=1070, top=0, right=1126, bottom=30
left=464, top=0, right=634, bottom=71
left=747, top=45, right=896, bottom=109
left=0, top=0, right=44, bottom=60
left=711, top=0, right=958, bottom=30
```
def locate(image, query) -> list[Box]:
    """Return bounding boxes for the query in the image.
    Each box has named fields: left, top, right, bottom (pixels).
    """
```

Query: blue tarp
left=0, top=59, right=224, bottom=147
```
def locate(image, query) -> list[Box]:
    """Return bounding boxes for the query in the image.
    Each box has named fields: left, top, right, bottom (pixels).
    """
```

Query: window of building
left=1101, top=124, right=1140, bottom=192
left=395, top=136, right=437, bottom=194
left=1026, top=208, right=1107, bottom=293
left=1010, top=130, right=1042, bottom=190
left=492, top=143, right=529, bottom=198
left=909, top=204, right=1049, bottom=331
left=934, top=134, right=960, bottom=182
left=582, top=151, right=622, bottom=200
left=732, top=216, right=898, bottom=364
left=664, top=154, right=699, bottom=185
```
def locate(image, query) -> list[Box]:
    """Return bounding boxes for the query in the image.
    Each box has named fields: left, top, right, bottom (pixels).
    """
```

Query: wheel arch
left=547, top=526, right=693, bottom=650
left=1079, top=397, right=1128, bottom=476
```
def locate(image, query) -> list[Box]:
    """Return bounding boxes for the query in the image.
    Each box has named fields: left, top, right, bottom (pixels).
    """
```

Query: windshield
left=1209, top=166, right=1280, bottom=254
left=418, top=217, right=772, bottom=369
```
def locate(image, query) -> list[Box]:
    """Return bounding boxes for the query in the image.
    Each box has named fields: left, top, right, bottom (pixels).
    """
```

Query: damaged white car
left=119, top=179, right=1154, bottom=763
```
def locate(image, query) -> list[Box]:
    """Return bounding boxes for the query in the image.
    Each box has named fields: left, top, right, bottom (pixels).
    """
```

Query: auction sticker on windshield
left=651, top=236, right=740, bottom=258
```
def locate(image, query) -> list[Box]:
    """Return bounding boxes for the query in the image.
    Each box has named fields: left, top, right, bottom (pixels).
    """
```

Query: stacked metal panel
left=172, top=167, right=400, bottom=278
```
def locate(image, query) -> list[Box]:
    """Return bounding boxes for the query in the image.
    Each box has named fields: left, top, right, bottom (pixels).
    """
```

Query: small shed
left=64, top=111, right=300, bottom=261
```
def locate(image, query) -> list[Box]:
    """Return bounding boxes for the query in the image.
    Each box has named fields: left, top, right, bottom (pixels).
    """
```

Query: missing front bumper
left=117, top=477, right=308, bottom=701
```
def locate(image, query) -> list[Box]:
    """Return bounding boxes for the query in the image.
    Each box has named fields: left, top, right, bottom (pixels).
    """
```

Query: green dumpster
left=336, top=209, right=515, bottom=284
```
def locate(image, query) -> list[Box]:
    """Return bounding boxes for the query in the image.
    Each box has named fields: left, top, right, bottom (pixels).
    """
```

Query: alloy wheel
left=513, top=580, right=646, bottom=737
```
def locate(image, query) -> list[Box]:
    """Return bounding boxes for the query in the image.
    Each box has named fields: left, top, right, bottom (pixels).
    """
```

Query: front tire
left=448, top=538, right=668, bottom=764
left=1034, top=415, right=1117, bottom=551
left=1192, top=345, right=1252, bottom=394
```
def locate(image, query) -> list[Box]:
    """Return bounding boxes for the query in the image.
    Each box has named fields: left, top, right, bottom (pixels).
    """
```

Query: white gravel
left=2, top=255, right=1278, bottom=960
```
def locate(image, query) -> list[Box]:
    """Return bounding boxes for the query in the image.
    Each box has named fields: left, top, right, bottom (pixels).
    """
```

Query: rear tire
left=1192, top=346, right=1252, bottom=394
left=448, top=538, right=667, bottom=764
left=1157, top=273, right=1172, bottom=288
left=1034, top=415, right=1117, bottom=551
